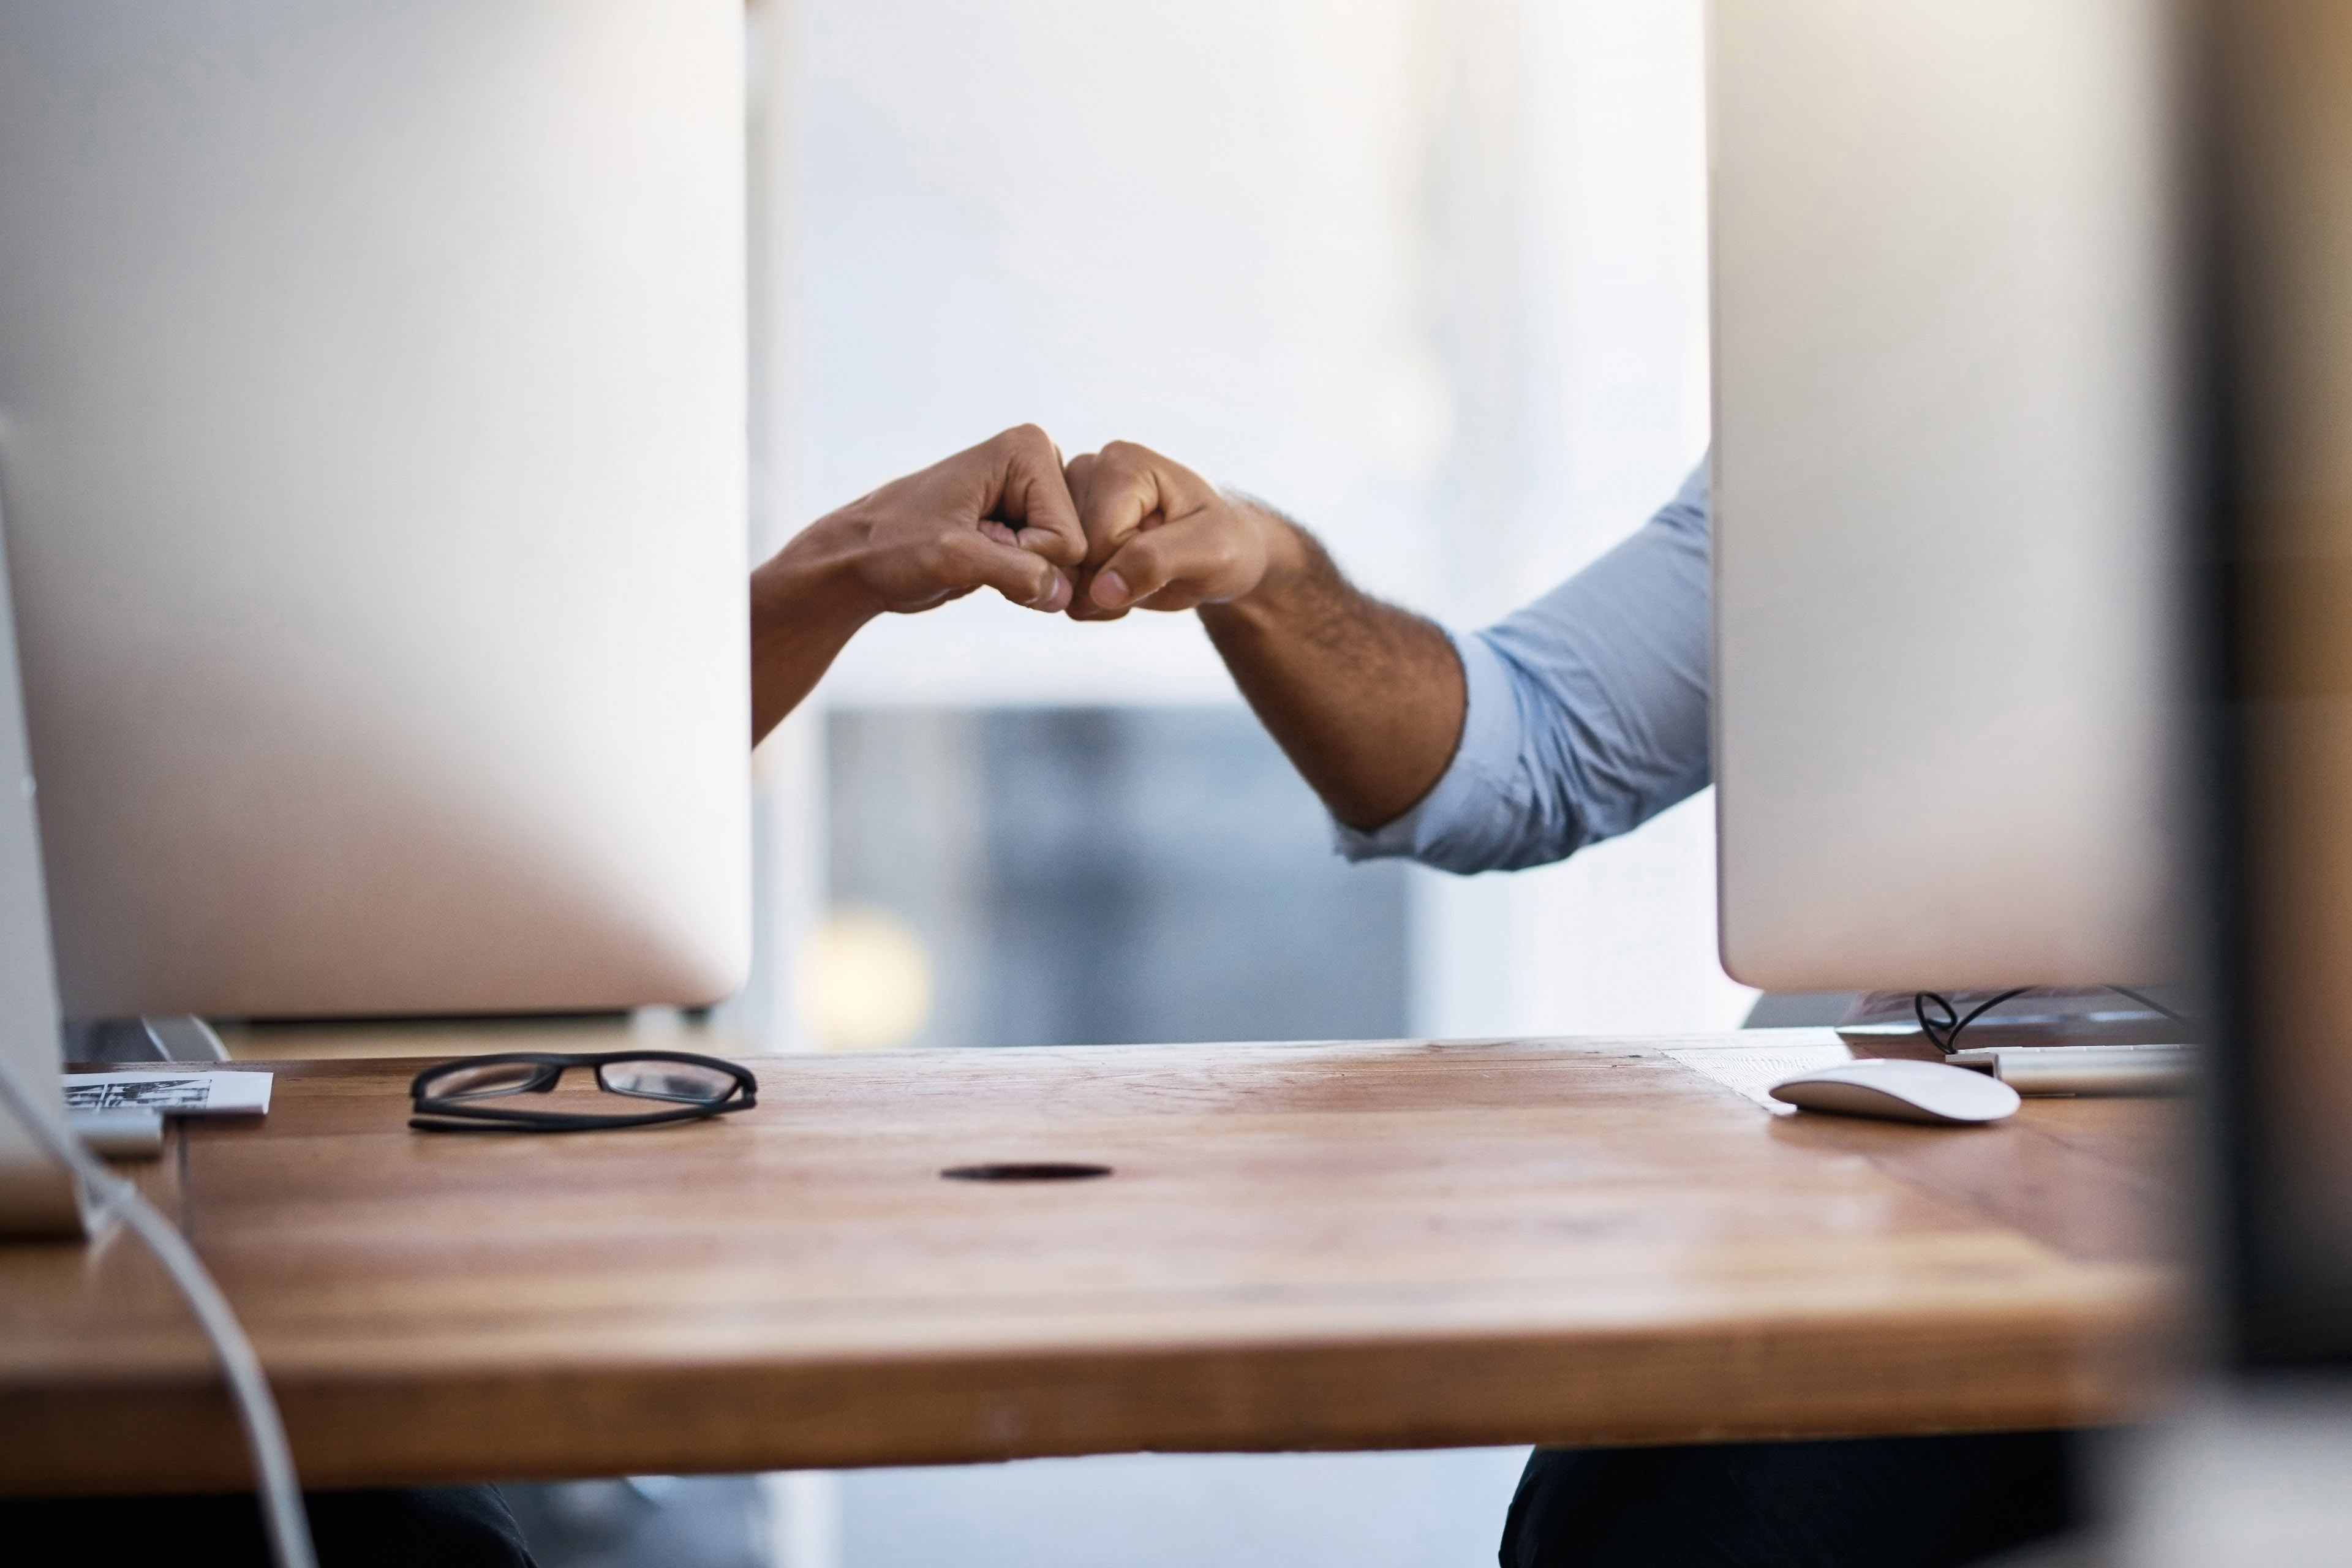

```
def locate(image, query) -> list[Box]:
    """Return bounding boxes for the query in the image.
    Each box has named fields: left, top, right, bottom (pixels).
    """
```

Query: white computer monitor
left=0, top=500, right=80, bottom=1235
left=0, top=0, right=750, bottom=1025
left=1708, top=0, right=2187, bottom=994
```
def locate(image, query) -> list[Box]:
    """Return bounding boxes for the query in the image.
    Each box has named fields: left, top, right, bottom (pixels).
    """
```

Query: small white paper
left=1664, top=1044, right=1857, bottom=1117
left=62, top=1070, right=273, bottom=1117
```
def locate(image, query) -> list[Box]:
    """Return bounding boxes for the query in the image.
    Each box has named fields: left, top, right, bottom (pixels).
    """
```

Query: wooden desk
left=0, top=1030, right=2177, bottom=1496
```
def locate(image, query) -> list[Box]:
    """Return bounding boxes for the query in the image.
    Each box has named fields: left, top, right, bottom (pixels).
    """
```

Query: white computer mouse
left=1768, top=1058, right=2021, bottom=1125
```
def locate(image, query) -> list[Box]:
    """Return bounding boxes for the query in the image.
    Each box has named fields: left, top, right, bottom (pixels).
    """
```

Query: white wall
left=1409, top=0, right=1755, bottom=1041
left=782, top=0, right=1447, bottom=708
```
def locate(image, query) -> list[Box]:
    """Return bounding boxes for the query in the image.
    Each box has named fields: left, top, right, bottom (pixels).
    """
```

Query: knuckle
left=912, top=538, right=959, bottom=579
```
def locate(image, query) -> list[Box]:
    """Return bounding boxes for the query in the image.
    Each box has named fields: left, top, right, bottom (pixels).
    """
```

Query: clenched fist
left=751, top=425, right=1087, bottom=740
left=1061, top=441, right=1301, bottom=619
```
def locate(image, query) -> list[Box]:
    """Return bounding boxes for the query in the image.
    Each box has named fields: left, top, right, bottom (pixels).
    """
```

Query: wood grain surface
left=0, top=1028, right=2180, bottom=1496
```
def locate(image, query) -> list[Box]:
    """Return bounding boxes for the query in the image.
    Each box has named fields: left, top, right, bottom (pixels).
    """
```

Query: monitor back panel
left=0, top=1, right=749, bottom=1017
left=1710, top=0, right=2186, bottom=993
left=0, top=500, right=77, bottom=1233
left=1712, top=0, right=2182, bottom=992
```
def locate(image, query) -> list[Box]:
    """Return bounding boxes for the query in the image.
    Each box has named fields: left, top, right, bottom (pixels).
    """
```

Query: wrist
left=1202, top=498, right=1315, bottom=630
left=753, top=511, right=886, bottom=643
left=1248, top=500, right=1313, bottom=595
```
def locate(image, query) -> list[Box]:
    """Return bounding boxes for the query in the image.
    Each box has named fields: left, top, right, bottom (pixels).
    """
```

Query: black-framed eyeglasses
left=408, top=1050, right=758, bottom=1134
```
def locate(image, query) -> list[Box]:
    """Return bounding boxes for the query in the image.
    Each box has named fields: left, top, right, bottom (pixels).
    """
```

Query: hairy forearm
left=1198, top=509, right=1466, bottom=829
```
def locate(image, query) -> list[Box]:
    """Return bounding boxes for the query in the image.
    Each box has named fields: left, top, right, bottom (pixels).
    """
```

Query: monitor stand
left=1832, top=986, right=2197, bottom=1054
left=69, top=1016, right=230, bottom=1065
left=1828, top=987, right=2198, bottom=1096
left=51, top=1018, right=223, bottom=1162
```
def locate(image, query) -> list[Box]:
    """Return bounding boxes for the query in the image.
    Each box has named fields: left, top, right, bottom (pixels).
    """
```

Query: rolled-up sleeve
left=1334, top=460, right=1713, bottom=874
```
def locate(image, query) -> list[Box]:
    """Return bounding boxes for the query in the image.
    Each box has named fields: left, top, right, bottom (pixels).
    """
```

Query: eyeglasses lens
left=426, top=1061, right=550, bottom=1101
left=598, top=1060, right=737, bottom=1105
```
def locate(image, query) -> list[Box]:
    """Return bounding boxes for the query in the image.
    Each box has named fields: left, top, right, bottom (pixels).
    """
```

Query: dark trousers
left=8, top=1485, right=536, bottom=1568
left=1502, top=1431, right=2080, bottom=1568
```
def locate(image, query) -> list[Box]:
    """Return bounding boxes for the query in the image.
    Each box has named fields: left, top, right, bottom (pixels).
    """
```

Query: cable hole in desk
left=941, top=1161, right=1112, bottom=1183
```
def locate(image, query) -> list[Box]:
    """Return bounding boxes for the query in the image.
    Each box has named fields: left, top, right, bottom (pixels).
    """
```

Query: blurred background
left=744, top=0, right=1744, bottom=1057
left=532, top=1, right=1743, bottom=1564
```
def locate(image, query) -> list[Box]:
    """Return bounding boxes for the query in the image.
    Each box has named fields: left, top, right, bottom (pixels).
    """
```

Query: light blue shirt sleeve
left=1335, top=460, right=1712, bottom=874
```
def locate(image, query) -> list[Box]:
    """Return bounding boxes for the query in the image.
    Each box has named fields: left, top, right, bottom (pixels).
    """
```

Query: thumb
left=1086, top=526, right=1184, bottom=612
left=939, top=530, right=1073, bottom=613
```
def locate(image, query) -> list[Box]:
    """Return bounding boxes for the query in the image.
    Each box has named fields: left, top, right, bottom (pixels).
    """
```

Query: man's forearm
left=1198, top=510, right=1466, bottom=830
left=1059, top=443, right=1466, bottom=827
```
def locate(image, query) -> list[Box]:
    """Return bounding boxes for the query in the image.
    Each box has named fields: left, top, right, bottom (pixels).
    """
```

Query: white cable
left=0, top=1057, right=317, bottom=1568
